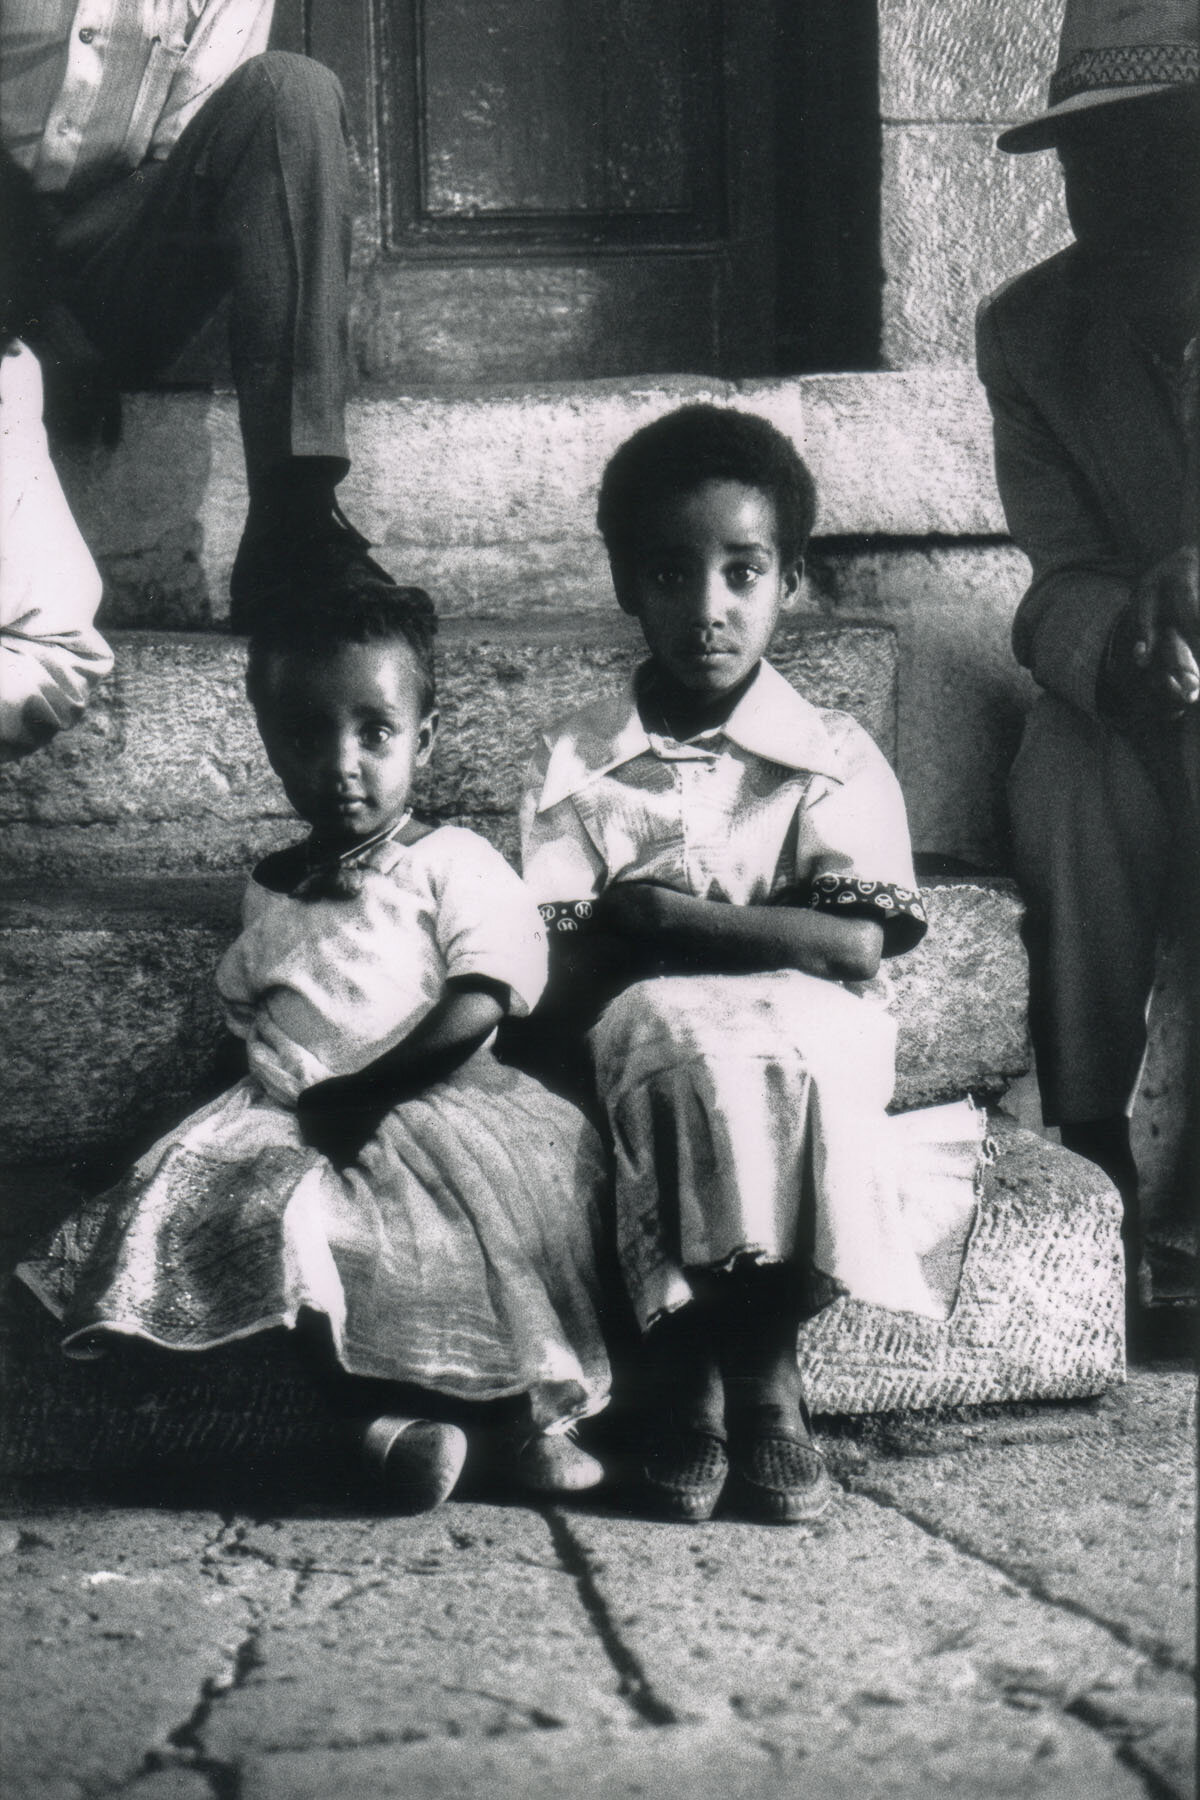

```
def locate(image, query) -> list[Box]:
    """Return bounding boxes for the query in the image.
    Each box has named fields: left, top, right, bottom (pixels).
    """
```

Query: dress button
left=78, top=26, right=96, bottom=43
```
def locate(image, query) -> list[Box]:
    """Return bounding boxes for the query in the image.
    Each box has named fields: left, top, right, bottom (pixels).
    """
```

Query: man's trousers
left=50, top=51, right=351, bottom=483
left=1010, top=692, right=1199, bottom=1206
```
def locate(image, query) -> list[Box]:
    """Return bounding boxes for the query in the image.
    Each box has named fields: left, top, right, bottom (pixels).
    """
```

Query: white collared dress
left=18, top=826, right=611, bottom=1431
left=520, top=661, right=985, bottom=1331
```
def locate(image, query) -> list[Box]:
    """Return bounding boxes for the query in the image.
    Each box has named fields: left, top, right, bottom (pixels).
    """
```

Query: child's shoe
left=507, top=1427, right=605, bottom=1496
left=725, top=1403, right=833, bottom=1525
left=361, top=1415, right=468, bottom=1512
left=641, top=1426, right=729, bottom=1521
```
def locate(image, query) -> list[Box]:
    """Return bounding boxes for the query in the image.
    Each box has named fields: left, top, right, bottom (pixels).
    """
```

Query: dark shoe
left=641, top=1426, right=728, bottom=1521
left=361, top=1415, right=468, bottom=1513
left=229, top=497, right=396, bottom=633
left=726, top=1407, right=833, bottom=1525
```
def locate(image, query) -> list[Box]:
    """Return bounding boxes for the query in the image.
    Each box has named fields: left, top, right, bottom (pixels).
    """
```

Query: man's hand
left=1131, top=546, right=1200, bottom=711
left=296, top=1073, right=391, bottom=1167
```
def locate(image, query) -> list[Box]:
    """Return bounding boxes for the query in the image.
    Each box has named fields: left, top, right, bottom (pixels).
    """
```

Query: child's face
left=255, top=639, right=437, bottom=849
left=615, top=480, right=800, bottom=700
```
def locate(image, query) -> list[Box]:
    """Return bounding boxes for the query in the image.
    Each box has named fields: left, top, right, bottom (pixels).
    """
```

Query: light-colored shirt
left=0, top=341, right=111, bottom=760
left=519, top=659, right=926, bottom=955
left=218, top=825, right=548, bottom=1105
left=1, top=0, right=274, bottom=194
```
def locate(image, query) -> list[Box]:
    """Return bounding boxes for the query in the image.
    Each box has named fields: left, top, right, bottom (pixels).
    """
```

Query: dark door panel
left=273, top=0, right=879, bottom=382
left=355, top=255, right=724, bottom=384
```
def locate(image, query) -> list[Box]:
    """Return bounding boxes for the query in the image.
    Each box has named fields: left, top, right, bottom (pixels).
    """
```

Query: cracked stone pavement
left=0, top=1360, right=1193, bottom=1800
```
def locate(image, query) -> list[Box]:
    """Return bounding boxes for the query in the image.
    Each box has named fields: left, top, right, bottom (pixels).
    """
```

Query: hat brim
left=998, top=81, right=1189, bottom=151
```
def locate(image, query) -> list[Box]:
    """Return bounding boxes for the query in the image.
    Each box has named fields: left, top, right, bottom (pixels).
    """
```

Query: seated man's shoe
left=230, top=494, right=396, bottom=633
left=641, top=1425, right=728, bottom=1522
left=725, top=1403, right=834, bottom=1526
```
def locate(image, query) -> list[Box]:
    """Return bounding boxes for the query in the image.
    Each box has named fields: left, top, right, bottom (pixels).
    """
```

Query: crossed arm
left=297, top=977, right=507, bottom=1164
left=589, top=880, right=882, bottom=979
left=537, top=881, right=883, bottom=1036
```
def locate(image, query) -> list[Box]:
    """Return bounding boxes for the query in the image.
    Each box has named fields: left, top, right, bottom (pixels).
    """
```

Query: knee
left=222, top=51, right=345, bottom=125
left=598, top=978, right=687, bottom=1037
left=591, top=981, right=647, bottom=1047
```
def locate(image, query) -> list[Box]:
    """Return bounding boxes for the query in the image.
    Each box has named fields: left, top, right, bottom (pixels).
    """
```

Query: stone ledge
left=0, top=619, right=898, bottom=880
left=54, top=370, right=1008, bottom=628
left=889, top=877, right=1029, bottom=1108
left=0, top=873, right=1027, bottom=1162
left=801, top=1119, right=1125, bottom=1410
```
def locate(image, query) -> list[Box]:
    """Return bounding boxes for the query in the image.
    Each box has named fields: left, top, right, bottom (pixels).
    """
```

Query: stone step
left=0, top=1120, right=1122, bottom=1474
left=802, top=1116, right=1124, bottom=1409
left=0, top=873, right=1028, bottom=1163
left=50, top=379, right=1033, bottom=876
left=0, top=618, right=898, bottom=883
left=58, top=371, right=1005, bottom=631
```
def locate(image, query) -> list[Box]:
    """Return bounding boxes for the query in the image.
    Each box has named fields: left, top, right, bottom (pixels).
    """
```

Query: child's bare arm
left=595, top=881, right=883, bottom=983
left=535, top=923, right=658, bottom=1031
left=297, top=977, right=506, bottom=1163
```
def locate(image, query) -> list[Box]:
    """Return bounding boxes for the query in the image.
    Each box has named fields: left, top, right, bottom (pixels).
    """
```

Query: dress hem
left=17, top=1270, right=610, bottom=1424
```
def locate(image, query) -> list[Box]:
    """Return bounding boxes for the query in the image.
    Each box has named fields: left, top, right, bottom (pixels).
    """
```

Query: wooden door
left=272, top=0, right=879, bottom=384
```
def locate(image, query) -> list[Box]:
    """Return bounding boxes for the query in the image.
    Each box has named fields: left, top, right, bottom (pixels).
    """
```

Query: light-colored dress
left=520, top=660, right=985, bottom=1332
left=18, top=825, right=611, bottom=1431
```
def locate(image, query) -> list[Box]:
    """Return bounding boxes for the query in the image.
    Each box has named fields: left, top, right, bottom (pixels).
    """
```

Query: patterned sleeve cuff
left=538, top=899, right=596, bottom=935
left=807, top=875, right=928, bottom=956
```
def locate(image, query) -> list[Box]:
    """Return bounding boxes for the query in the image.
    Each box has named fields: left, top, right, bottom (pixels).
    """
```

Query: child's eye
left=648, top=565, right=687, bottom=591
left=360, top=725, right=393, bottom=749
left=726, top=564, right=763, bottom=590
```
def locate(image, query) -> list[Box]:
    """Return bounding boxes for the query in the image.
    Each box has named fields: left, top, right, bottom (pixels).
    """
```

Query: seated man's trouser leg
left=51, top=51, right=350, bottom=482
left=1009, top=692, right=1176, bottom=1129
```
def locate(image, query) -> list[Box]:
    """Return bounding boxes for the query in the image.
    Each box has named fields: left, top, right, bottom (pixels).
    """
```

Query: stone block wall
left=878, top=0, right=1072, bottom=366
left=852, top=0, right=1074, bottom=859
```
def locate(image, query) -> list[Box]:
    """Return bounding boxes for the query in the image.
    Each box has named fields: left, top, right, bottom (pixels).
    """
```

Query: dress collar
left=534, top=659, right=845, bottom=813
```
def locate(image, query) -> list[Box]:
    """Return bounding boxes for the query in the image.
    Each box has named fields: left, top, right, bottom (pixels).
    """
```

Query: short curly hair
left=245, top=578, right=438, bottom=716
left=596, top=405, right=817, bottom=571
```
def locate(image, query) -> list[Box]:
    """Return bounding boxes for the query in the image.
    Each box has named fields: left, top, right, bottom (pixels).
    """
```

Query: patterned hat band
left=1049, top=42, right=1200, bottom=104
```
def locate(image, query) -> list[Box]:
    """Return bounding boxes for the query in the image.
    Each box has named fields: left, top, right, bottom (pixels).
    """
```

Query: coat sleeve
left=0, top=344, right=110, bottom=761
left=976, top=295, right=1135, bottom=719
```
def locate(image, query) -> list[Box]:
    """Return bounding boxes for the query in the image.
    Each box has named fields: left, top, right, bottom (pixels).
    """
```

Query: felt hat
left=998, top=0, right=1200, bottom=152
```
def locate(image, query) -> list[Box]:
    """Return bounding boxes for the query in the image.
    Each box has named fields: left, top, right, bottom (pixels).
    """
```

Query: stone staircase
left=0, top=375, right=1124, bottom=1465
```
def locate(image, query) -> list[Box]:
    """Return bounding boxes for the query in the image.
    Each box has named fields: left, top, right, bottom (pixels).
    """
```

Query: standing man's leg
left=52, top=51, right=389, bottom=629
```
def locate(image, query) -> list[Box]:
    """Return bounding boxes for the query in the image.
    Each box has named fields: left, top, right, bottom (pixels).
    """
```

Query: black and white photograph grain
left=0, top=1, right=1195, bottom=1795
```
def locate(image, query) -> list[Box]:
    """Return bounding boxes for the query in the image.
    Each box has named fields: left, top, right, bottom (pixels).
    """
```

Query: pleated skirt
left=17, top=1049, right=612, bottom=1432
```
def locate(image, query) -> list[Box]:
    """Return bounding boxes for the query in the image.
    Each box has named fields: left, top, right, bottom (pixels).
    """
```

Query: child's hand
left=297, top=1074, right=392, bottom=1167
